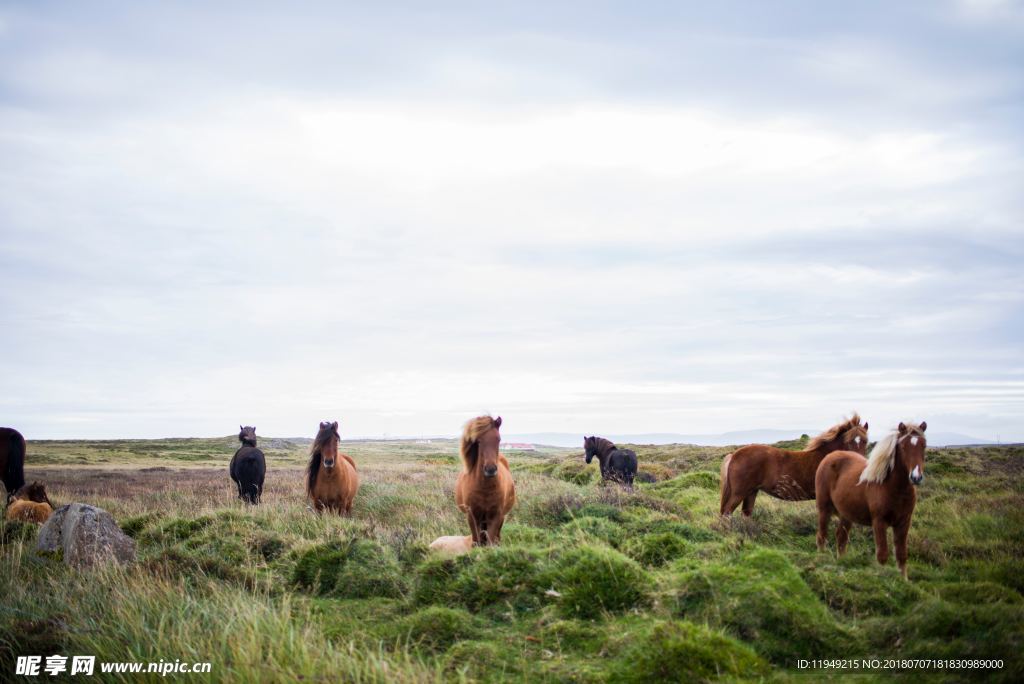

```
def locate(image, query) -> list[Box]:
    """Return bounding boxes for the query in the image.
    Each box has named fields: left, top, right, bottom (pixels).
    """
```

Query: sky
left=1, top=1, right=1022, bottom=441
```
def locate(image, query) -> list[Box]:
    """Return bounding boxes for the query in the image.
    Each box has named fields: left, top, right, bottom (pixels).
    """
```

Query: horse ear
left=331, top=421, right=338, bottom=430
left=919, top=421, right=927, bottom=432
left=898, top=422, right=907, bottom=434
left=863, top=422, right=868, bottom=431
left=240, top=425, right=244, bottom=431
left=494, top=416, right=502, bottom=429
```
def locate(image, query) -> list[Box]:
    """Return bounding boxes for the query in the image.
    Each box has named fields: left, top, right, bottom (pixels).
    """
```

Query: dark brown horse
left=583, top=436, right=638, bottom=487
left=305, top=421, right=359, bottom=514
left=0, top=427, right=26, bottom=497
left=230, top=425, right=266, bottom=504
left=720, top=414, right=868, bottom=516
left=816, top=422, right=927, bottom=579
left=455, top=415, right=516, bottom=546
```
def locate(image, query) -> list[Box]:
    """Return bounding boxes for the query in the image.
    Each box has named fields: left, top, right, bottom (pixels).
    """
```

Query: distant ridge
left=504, top=431, right=994, bottom=449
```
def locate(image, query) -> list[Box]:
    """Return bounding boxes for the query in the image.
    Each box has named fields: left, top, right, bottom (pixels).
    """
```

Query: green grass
left=1, top=438, right=1022, bottom=682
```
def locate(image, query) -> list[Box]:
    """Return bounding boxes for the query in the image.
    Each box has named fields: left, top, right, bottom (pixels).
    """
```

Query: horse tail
left=4, top=430, right=26, bottom=493
left=719, top=452, right=733, bottom=514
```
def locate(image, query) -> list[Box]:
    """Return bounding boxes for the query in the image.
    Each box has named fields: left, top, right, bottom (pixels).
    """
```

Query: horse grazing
left=230, top=425, right=266, bottom=504
left=816, top=422, right=927, bottom=580
left=428, top=535, right=473, bottom=557
left=0, top=427, right=26, bottom=497
left=305, top=421, right=359, bottom=514
left=455, top=415, right=516, bottom=546
left=5, top=481, right=53, bottom=524
left=720, top=414, right=868, bottom=516
left=583, top=436, right=638, bottom=487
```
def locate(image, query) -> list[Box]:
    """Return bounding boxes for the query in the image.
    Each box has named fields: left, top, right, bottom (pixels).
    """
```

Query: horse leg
left=488, top=514, right=505, bottom=546
left=466, top=511, right=482, bottom=546
left=836, top=518, right=852, bottom=556
left=816, top=502, right=832, bottom=552
left=872, top=519, right=890, bottom=566
left=741, top=491, right=758, bottom=517
left=894, top=519, right=911, bottom=580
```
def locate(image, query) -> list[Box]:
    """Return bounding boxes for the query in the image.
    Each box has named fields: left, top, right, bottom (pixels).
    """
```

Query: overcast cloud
left=1, top=1, right=1022, bottom=440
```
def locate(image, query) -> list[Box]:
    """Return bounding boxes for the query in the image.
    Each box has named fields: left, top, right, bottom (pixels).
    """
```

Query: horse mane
left=305, top=424, right=339, bottom=497
left=860, top=422, right=925, bottom=484
left=460, top=415, right=499, bottom=471
left=806, top=413, right=862, bottom=452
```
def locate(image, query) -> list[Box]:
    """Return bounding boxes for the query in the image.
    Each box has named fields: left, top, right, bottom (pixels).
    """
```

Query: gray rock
left=37, top=503, right=136, bottom=568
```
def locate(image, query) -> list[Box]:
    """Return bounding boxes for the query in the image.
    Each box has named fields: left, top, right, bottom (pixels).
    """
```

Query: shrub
left=610, top=621, right=768, bottom=683
left=674, top=547, right=852, bottom=663
left=388, top=606, right=477, bottom=652
left=549, top=544, right=651, bottom=619
left=803, top=564, right=924, bottom=617
left=455, top=546, right=548, bottom=613
left=623, top=532, right=689, bottom=567
left=293, top=539, right=406, bottom=599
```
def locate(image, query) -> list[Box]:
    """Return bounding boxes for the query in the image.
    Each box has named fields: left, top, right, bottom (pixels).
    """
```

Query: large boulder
left=37, top=503, right=136, bottom=568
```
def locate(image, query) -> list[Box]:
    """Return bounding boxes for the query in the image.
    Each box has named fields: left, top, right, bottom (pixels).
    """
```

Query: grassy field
left=1, top=436, right=1022, bottom=682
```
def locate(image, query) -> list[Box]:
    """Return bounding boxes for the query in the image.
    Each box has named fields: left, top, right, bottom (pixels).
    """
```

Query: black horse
left=230, top=426, right=266, bottom=504
left=0, top=427, right=26, bottom=497
left=584, top=436, right=638, bottom=488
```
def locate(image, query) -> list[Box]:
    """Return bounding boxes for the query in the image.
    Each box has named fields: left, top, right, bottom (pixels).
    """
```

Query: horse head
left=897, top=421, right=927, bottom=485
left=238, top=425, right=257, bottom=447
left=841, top=420, right=869, bottom=455
left=465, top=416, right=502, bottom=478
left=583, top=436, right=596, bottom=463
left=315, top=421, right=340, bottom=470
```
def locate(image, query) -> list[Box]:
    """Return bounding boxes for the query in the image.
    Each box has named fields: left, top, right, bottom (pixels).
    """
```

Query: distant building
left=504, top=443, right=536, bottom=451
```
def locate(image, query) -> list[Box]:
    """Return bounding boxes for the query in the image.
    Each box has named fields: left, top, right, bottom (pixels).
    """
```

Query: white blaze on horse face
left=855, top=436, right=862, bottom=446
left=910, top=436, right=919, bottom=446
left=911, top=465, right=923, bottom=483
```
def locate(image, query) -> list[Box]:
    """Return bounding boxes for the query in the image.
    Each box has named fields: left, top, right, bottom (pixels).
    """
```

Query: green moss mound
left=388, top=606, right=478, bottom=652
left=867, top=598, right=1024, bottom=679
left=443, top=641, right=506, bottom=681
left=0, top=520, right=37, bottom=545
left=610, top=621, right=768, bottom=683
left=675, top=547, right=852, bottom=663
left=803, top=564, right=925, bottom=617
left=293, top=539, right=406, bottom=599
left=456, top=546, right=548, bottom=612
left=560, top=516, right=625, bottom=548
left=413, top=554, right=473, bottom=606
left=623, top=531, right=690, bottom=567
left=550, top=544, right=651, bottom=619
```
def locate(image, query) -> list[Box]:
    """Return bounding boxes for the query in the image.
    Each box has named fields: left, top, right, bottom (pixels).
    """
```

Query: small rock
left=37, top=503, right=136, bottom=568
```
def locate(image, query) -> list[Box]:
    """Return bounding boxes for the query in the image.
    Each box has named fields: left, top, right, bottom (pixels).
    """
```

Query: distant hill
left=505, top=430, right=994, bottom=448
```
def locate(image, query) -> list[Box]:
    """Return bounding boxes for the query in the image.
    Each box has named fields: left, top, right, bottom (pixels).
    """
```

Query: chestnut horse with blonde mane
left=720, top=414, right=868, bottom=516
left=305, top=421, right=359, bottom=515
left=455, top=415, right=516, bottom=546
left=816, top=421, right=927, bottom=579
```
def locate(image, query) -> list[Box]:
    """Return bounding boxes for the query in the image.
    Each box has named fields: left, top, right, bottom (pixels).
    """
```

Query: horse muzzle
left=910, top=466, right=923, bottom=485
left=483, top=465, right=498, bottom=478
left=323, top=459, right=336, bottom=469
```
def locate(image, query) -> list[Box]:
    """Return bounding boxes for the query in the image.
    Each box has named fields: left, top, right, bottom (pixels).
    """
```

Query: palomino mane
left=305, top=424, right=339, bottom=496
left=859, top=422, right=925, bottom=484
left=460, top=415, right=499, bottom=471
left=806, top=413, right=862, bottom=452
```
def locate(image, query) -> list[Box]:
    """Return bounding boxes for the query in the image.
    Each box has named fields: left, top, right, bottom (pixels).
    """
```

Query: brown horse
left=816, top=421, right=927, bottom=579
left=0, top=427, right=26, bottom=497
left=455, top=415, right=516, bottom=546
left=720, top=414, right=868, bottom=516
left=5, top=481, right=53, bottom=524
left=305, top=421, right=359, bottom=514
